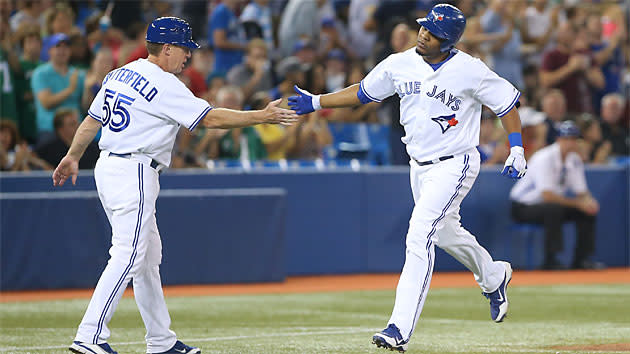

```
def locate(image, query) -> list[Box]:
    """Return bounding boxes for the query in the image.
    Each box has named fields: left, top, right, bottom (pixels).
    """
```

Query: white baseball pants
left=388, top=149, right=505, bottom=340
left=74, top=154, right=177, bottom=353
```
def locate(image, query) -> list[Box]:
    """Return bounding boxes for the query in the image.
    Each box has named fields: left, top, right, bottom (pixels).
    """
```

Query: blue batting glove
left=288, top=85, right=319, bottom=115
left=501, top=146, right=527, bottom=179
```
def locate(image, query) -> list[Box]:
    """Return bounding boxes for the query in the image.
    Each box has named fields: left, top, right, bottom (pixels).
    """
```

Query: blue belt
left=414, top=155, right=454, bottom=166
left=109, top=152, right=160, bottom=170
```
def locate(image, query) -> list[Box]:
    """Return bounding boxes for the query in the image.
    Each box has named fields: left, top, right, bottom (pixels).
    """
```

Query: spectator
left=0, top=120, right=51, bottom=171
left=251, top=91, right=298, bottom=160
left=68, top=28, right=93, bottom=69
left=121, top=22, right=149, bottom=64
left=324, top=49, right=347, bottom=93
left=0, top=19, right=19, bottom=126
left=35, top=108, right=99, bottom=169
left=510, top=121, right=603, bottom=270
left=227, top=39, right=273, bottom=102
left=286, top=112, right=332, bottom=160
left=599, top=93, right=629, bottom=157
left=31, top=33, right=86, bottom=143
left=522, top=0, right=560, bottom=65
left=576, top=113, right=611, bottom=164
left=389, top=22, right=413, bottom=55
left=14, top=23, right=42, bottom=145
left=205, top=72, right=227, bottom=105
left=327, top=63, right=379, bottom=123
left=540, top=22, right=605, bottom=114
left=480, top=0, right=525, bottom=89
left=9, top=0, right=43, bottom=32
left=271, top=56, right=307, bottom=99
left=518, top=102, right=548, bottom=159
left=293, top=39, right=318, bottom=66
left=197, top=86, right=267, bottom=162
left=207, top=0, right=247, bottom=75
left=82, top=48, right=114, bottom=109
left=541, top=89, right=569, bottom=145
left=318, top=17, right=349, bottom=59
left=586, top=13, right=624, bottom=114
left=240, top=0, right=274, bottom=53
left=348, top=0, right=378, bottom=60
left=278, top=0, right=326, bottom=57
left=41, top=3, right=75, bottom=62
left=182, top=47, right=212, bottom=98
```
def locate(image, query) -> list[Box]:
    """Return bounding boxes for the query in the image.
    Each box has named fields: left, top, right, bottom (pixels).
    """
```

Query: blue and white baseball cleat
left=372, top=323, right=408, bottom=352
left=69, top=341, right=118, bottom=354
left=151, top=340, right=200, bottom=354
left=483, top=261, right=513, bottom=322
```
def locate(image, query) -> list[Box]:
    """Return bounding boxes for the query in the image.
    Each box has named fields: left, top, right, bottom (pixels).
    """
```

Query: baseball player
left=53, top=17, right=297, bottom=354
left=289, top=4, right=526, bottom=352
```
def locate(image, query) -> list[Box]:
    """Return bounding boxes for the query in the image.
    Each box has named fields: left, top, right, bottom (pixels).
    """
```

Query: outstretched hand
left=262, top=99, right=299, bottom=126
left=288, top=85, right=317, bottom=115
left=501, top=146, right=527, bottom=179
left=52, top=155, right=79, bottom=186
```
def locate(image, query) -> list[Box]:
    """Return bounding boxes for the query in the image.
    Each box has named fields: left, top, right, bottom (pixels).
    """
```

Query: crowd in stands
left=0, top=0, right=628, bottom=172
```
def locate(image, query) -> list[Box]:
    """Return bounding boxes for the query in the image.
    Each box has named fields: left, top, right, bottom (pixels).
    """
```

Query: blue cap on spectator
left=49, top=33, right=71, bottom=47
left=327, top=49, right=346, bottom=61
left=292, top=39, right=315, bottom=54
left=556, top=120, right=580, bottom=138
left=321, top=17, right=335, bottom=28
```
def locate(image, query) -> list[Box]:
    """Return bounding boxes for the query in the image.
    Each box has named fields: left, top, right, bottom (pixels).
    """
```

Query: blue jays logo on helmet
left=556, top=120, right=581, bottom=138
left=146, top=17, right=200, bottom=49
left=417, top=4, right=466, bottom=52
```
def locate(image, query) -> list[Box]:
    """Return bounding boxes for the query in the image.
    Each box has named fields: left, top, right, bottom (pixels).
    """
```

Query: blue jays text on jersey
left=395, top=81, right=461, bottom=111
left=102, top=67, right=158, bottom=102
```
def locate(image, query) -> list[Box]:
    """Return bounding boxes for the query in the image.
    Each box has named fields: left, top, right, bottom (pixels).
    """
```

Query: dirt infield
left=1, top=267, right=628, bottom=303
left=552, top=343, right=630, bottom=352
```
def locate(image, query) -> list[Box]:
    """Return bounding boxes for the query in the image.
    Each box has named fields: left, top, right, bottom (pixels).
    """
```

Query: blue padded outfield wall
left=1, top=165, right=628, bottom=290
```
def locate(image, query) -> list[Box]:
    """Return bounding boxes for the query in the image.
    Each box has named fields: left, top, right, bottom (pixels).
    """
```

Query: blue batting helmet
left=146, top=17, right=200, bottom=49
left=416, top=4, right=466, bottom=52
left=556, top=120, right=581, bottom=138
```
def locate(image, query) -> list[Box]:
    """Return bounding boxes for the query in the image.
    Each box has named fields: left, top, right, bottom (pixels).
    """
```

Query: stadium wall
left=1, top=165, right=628, bottom=290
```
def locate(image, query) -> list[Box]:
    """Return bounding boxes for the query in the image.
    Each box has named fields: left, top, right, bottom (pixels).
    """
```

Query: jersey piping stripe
left=359, top=80, right=381, bottom=103
left=87, top=110, right=102, bottom=122
left=408, top=154, right=470, bottom=339
left=189, top=106, right=212, bottom=131
left=93, top=164, right=144, bottom=344
left=496, top=91, right=521, bottom=118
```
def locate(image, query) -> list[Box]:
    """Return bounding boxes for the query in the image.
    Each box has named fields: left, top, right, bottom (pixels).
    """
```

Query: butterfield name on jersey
left=102, top=67, right=158, bottom=102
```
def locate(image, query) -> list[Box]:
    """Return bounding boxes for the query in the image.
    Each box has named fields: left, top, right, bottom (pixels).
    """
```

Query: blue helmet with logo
left=556, top=120, right=581, bottom=138
left=146, top=17, right=200, bottom=49
left=416, top=4, right=466, bottom=52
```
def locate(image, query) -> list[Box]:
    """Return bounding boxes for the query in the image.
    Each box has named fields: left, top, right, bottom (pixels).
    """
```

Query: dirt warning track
left=1, top=267, right=628, bottom=303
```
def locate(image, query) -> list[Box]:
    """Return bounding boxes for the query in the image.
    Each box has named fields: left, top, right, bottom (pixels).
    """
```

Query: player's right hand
left=288, top=85, right=317, bottom=115
left=262, top=99, right=299, bottom=126
left=52, top=155, right=79, bottom=187
left=501, top=146, right=527, bottom=179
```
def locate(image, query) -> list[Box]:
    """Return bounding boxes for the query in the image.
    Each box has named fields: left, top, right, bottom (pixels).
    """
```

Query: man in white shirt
left=510, top=121, right=602, bottom=270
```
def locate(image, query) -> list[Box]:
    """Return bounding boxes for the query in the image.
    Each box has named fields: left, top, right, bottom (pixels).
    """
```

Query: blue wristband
left=508, top=132, right=522, bottom=147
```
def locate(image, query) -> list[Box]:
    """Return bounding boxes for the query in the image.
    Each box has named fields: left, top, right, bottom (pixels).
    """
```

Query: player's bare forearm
left=203, top=108, right=265, bottom=128
left=320, top=84, right=362, bottom=108
left=499, top=107, right=522, bottom=135
left=67, top=117, right=101, bottom=160
left=203, top=100, right=298, bottom=129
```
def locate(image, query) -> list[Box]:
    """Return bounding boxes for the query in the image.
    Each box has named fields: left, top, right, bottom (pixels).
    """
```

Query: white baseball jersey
left=360, top=48, right=520, bottom=162
left=87, top=59, right=212, bottom=167
left=510, top=143, right=588, bottom=205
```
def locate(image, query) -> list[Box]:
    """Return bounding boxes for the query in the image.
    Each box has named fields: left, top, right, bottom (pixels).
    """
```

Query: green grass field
left=1, top=284, right=629, bottom=354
